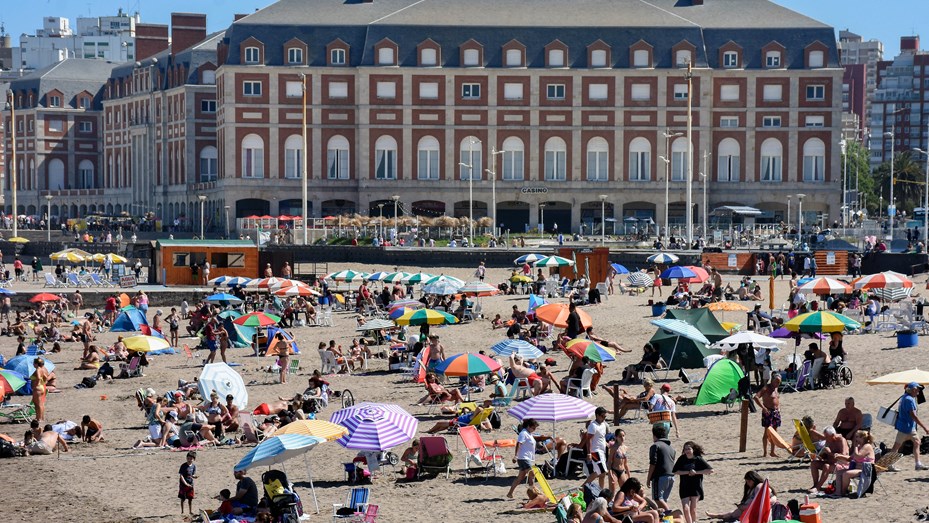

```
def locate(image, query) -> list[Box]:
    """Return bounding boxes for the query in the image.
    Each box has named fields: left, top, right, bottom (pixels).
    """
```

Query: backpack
left=489, top=410, right=502, bottom=430
left=80, top=376, right=97, bottom=388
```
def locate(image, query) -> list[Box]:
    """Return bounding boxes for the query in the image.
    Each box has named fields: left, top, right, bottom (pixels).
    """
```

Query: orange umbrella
left=119, top=293, right=131, bottom=308
left=681, top=266, right=709, bottom=283
left=534, top=303, right=592, bottom=329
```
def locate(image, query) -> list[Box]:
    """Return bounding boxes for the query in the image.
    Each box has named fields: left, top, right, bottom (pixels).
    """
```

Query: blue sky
left=1, top=0, right=927, bottom=59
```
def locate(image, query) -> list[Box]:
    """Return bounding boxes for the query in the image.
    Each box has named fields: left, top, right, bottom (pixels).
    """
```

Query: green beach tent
left=648, top=308, right=729, bottom=369
left=695, top=359, right=746, bottom=406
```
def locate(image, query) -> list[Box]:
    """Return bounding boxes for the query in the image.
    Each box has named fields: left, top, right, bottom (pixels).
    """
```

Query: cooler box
left=799, top=502, right=821, bottom=523
left=651, top=303, right=666, bottom=317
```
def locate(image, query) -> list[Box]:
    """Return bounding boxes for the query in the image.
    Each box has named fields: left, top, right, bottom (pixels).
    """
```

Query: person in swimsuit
left=31, top=357, right=51, bottom=422
left=608, top=428, right=631, bottom=493
left=754, top=374, right=782, bottom=457
left=27, top=425, right=69, bottom=455
left=832, top=397, right=863, bottom=441
left=509, top=354, right=542, bottom=396
left=81, top=415, right=104, bottom=442
left=836, top=430, right=876, bottom=496
left=610, top=477, right=660, bottom=523
left=166, top=308, right=181, bottom=348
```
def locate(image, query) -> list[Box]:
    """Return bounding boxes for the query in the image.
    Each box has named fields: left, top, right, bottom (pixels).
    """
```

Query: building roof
left=224, top=0, right=838, bottom=69
left=11, top=58, right=120, bottom=108
left=157, top=239, right=257, bottom=249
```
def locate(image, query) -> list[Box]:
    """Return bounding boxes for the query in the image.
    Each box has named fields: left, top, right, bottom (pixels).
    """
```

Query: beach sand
left=0, top=263, right=924, bottom=522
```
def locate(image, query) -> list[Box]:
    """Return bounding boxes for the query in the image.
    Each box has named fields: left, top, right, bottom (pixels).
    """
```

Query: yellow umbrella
left=7, top=237, right=29, bottom=243
left=510, top=274, right=532, bottom=283
left=51, top=248, right=91, bottom=261
left=122, top=335, right=171, bottom=353
left=866, top=368, right=929, bottom=386
left=91, top=253, right=128, bottom=264
left=705, top=302, right=750, bottom=312
left=275, top=419, right=348, bottom=442
left=52, top=252, right=86, bottom=263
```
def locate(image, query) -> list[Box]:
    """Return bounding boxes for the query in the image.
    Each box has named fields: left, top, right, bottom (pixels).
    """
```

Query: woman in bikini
left=608, top=428, right=631, bottom=493
left=272, top=333, right=290, bottom=384
left=611, top=477, right=660, bottom=523
left=835, top=430, right=876, bottom=496
left=31, top=357, right=51, bottom=422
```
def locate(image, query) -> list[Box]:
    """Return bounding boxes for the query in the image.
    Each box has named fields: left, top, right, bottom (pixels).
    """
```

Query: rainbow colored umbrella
left=394, top=308, right=458, bottom=326
left=565, top=338, right=616, bottom=363
left=0, top=369, right=26, bottom=395
left=389, top=299, right=423, bottom=309
left=783, top=310, right=860, bottom=334
left=434, top=353, right=502, bottom=377
left=388, top=307, right=412, bottom=320
left=233, top=312, right=281, bottom=327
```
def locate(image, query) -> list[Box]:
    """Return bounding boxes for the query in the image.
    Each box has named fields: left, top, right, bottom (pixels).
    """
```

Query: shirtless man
left=509, top=354, right=542, bottom=396
left=27, top=424, right=69, bottom=455
left=584, top=327, right=632, bottom=354
left=81, top=415, right=104, bottom=442
left=426, top=335, right=447, bottom=369
left=754, top=374, right=783, bottom=457
left=832, top=397, right=863, bottom=441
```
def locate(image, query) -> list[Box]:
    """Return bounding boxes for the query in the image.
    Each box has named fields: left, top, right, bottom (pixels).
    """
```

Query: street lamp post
left=661, top=130, right=683, bottom=238
left=701, top=150, right=710, bottom=240
left=797, top=193, right=806, bottom=247
left=458, top=137, right=479, bottom=247
left=197, top=195, right=207, bottom=239
left=300, top=73, right=308, bottom=245
left=685, top=61, right=695, bottom=247
left=539, top=203, right=547, bottom=238
left=44, top=194, right=52, bottom=242
left=912, top=147, right=929, bottom=248
left=786, top=195, right=791, bottom=236
left=6, top=90, right=16, bottom=238
left=486, top=147, right=506, bottom=237
left=840, top=139, right=847, bottom=232
left=224, top=205, right=230, bottom=238
left=377, top=203, right=385, bottom=241
left=599, top=194, right=608, bottom=243
left=391, top=194, right=399, bottom=241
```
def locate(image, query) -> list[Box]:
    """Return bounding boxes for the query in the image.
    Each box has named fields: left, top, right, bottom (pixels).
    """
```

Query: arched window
left=803, top=138, right=825, bottom=182
left=78, top=159, right=94, bottom=189
left=199, top=146, right=217, bottom=182
left=760, top=138, right=782, bottom=182
left=586, top=137, right=609, bottom=181
left=374, top=135, right=397, bottom=179
left=501, top=137, right=524, bottom=181
left=717, top=138, right=740, bottom=182
left=48, top=158, right=64, bottom=190
left=671, top=137, right=690, bottom=181
left=460, top=136, right=482, bottom=180
left=327, top=135, right=349, bottom=179
left=544, top=137, right=566, bottom=181
left=628, top=137, right=651, bottom=181
left=283, top=135, right=303, bottom=179
left=242, top=134, right=264, bottom=178
left=417, top=136, right=440, bottom=180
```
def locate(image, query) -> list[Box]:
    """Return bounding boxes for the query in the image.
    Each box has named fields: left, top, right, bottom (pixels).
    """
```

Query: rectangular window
left=766, top=52, right=780, bottom=68
left=544, top=150, right=566, bottom=181
left=49, top=95, right=61, bottom=107
left=671, top=151, right=685, bottom=181
left=720, top=116, right=739, bottom=128
left=463, top=48, right=480, bottom=66
left=418, top=149, right=439, bottom=180
left=804, top=155, right=825, bottom=182
left=588, top=84, right=607, bottom=101
left=420, top=48, right=437, bottom=66
left=327, top=148, right=349, bottom=179
left=502, top=150, right=524, bottom=180
left=80, top=98, right=90, bottom=109
left=805, top=115, right=825, bottom=127
left=328, top=81, right=348, bottom=99
left=720, top=84, right=739, bottom=101
left=630, top=83, right=650, bottom=101
left=462, top=83, right=481, bottom=99
left=200, top=100, right=216, bottom=113
left=243, top=81, right=262, bottom=96
left=330, top=48, right=346, bottom=65
left=673, top=84, right=688, bottom=100
left=629, top=151, right=650, bottom=181
left=547, top=84, right=566, bottom=100
left=200, top=156, right=217, bottom=182
left=287, top=47, right=303, bottom=64
left=242, top=147, right=264, bottom=178
left=285, top=81, right=302, bottom=98
left=590, top=49, right=607, bottom=68
left=244, top=46, right=260, bottom=64
left=718, top=155, right=740, bottom=182
left=173, top=253, right=190, bottom=267
left=587, top=150, right=608, bottom=181
left=505, top=49, right=522, bottom=67
left=761, top=155, right=782, bottom=182
left=284, top=148, right=302, bottom=179
left=633, top=49, right=649, bottom=67
left=78, top=121, right=92, bottom=133
left=419, top=82, right=439, bottom=99
left=375, top=148, right=396, bottom=179
left=762, top=84, right=782, bottom=101
left=806, top=84, right=825, bottom=100
left=377, top=47, right=394, bottom=65
left=210, top=253, right=245, bottom=269
left=376, top=81, right=396, bottom=99
left=503, top=83, right=523, bottom=100
left=459, top=148, right=482, bottom=181
left=762, top=116, right=781, bottom=128
left=723, top=51, right=739, bottom=68
left=48, top=119, right=62, bottom=132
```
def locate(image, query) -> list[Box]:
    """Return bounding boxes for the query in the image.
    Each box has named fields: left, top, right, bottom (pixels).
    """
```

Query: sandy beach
left=0, top=262, right=925, bottom=523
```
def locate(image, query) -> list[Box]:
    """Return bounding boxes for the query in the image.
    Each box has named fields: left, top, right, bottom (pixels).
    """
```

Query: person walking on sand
left=178, top=451, right=198, bottom=515
left=889, top=382, right=929, bottom=471
left=754, top=374, right=782, bottom=457
left=672, top=441, right=713, bottom=523
left=507, top=419, right=553, bottom=498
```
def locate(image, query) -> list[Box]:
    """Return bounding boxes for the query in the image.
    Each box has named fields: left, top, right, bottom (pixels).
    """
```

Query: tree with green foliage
left=872, top=151, right=925, bottom=218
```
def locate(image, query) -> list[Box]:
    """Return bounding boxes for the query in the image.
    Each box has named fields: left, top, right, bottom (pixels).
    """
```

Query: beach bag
left=80, top=376, right=97, bottom=389
left=878, top=396, right=902, bottom=427
left=489, top=410, right=502, bottom=430
left=494, top=460, right=506, bottom=475
left=648, top=410, right=672, bottom=424
left=0, top=440, right=17, bottom=458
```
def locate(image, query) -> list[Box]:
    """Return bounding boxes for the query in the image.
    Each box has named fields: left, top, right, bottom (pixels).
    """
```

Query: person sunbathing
left=615, top=379, right=656, bottom=420
left=423, top=406, right=492, bottom=433
left=509, top=354, right=543, bottom=396
left=522, top=486, right=550, bottom=509
left=26, top=425, right=69, bottom=455
left=418, top=372, right=465, bottom=405
left=585, top=327, right=632, bottom=354
left=75, top=345, right=102, bottom=370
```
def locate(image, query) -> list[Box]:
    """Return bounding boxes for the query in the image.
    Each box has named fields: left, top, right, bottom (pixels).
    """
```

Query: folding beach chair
left=332, top=487, right=369, bottom=522
left=418, top=436, right=453, bottom=479
left=287, top=358, right=300, bottom=376
left=119, top=356, right=143, bottom=378
left=0, top=403, right=35, bottom=423
left=238, top=412, right=266, bottom=443
left=182, top=344, right=200, bottom=366
left=458, top=425, right=502, bottom=481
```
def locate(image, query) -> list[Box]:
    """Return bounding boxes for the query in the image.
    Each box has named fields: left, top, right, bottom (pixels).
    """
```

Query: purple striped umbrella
left=506, top=393, right=596, bottom=435
left=329, top=402, right=418, bottom=451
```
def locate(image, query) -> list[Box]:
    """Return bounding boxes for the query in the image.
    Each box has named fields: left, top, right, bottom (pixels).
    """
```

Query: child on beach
left=178, top=451, right=197, bottom=514
left=491, top=314, right=504, bottom=329
left=216, top=489, right=233, bottom=517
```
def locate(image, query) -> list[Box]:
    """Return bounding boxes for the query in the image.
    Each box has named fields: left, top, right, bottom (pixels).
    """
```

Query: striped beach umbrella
left=506, top=393, right=596, bottom=434
left=330, top=402, right=419, bottom=451
left=234, top=434, right=326, bottom=471
left=273, top=286, right=322, bottom=297
left=514, top=253, right=545, bottom=265
left=783, top=310, right=861, bottom=334
left=458, top=281, right=499, bottom=296
left=402, top=272, right=434, bottom=284
left=246, top=277, right=286, bottom=289
left=122, top=335, right=171, bottom=353
left=275, top=420, right=349, bottom=442
left=208, top=275, right=232, bottom=285
left=610, top=263, right=630, bottom=275
left=489, top=339, right=544, bottom=359
left=356, top=318, right=395, bottom=331
left=367, top=271, right=391, bottom=281
left=382, top=272, right=410, bottom=283
left=869, top=286, right=913, bottom=302
left=394, top=308, right=459, bottom=326
left=565, top=338, right=616, bottom=363
left=660, top=266, right=697, bottom=280
left=423, top=280, right=463, bottom=296
left=0, top=369, right=26, bottom=395
left=796, top=277, right=851, bottom=296
left=389, top=299, right=423, bottom=309
left=533, top=255, right=575, bottom=268
left=434, top=353, right=502, bottom=377
left=647, top=252, right=679, bottom=264
left=326, top=270, right=368, bottom=282
left=854, top=271, right=914, bottom=290
left=534, top=303, right=592, bottom=329
left=233, top=312, right=281, bottom=327
left=424, top=275, right=465, bottom=286
left=224, top=277, right=253, bottom=287
left=627, top=272, right=654, bottom=288
left=388, top=307, right=413, bottom=320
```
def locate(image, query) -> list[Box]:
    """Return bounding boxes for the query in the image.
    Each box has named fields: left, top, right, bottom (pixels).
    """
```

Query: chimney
left=234, top=14, right=249, bottom=22
left=170, top=12, right=207, bottom=55
left=135, top=23, right=169, bottom=61
left=901, top=36, right=919, bottom=52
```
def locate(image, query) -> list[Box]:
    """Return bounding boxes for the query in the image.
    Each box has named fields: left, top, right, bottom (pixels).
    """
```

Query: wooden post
left=739, top=400, right=749, bottom=452
left=602, top=385, right=622, bottom=425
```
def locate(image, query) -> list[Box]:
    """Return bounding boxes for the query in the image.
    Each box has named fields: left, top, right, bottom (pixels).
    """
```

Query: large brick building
left=3, top=0, right=844, bottom=236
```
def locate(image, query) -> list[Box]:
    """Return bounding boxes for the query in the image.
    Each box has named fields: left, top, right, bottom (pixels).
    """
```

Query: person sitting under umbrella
left=418, top=372, right=465, bottom=406
left=423, top=405, right=492, bottom=433
left=509, top=354, right=543, bottom=396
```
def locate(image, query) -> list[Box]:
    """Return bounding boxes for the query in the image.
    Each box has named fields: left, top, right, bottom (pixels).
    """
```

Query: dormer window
left=591, top=49, right=607, bottom=68
left=49, top=95, right=61, bottom=107
left=377, top=47, right=395, bottom=65
left=463, top=48, right=480, bottom=67
left=723, top=51, right=738, bottom=68
left=633, top=49, right=650, bottom=68
left=244, top=46, right=260, bottom=64
left=766, top=51, right=781, bottom=68
left=676, top=50, right=691, bottom=67
left=287, top=47, right=303, bottom=65
left=808, top=50, right=824, bottom=68
left=420, top=48, right=437, bottom=66
left=548, top=49, right=565, bottom=67
left=505, top=49, right=522, bottom=67
left=330, top=48, right=346, bottom=65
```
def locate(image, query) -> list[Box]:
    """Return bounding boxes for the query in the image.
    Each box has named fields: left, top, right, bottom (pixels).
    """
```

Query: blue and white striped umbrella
left=330, top=402, right=418, bottom=451
left=489, top=339, right=544, bottom=359
left=610, top=263, right=630, bottom=275
left=224, top=277, right=253, bottom=287
left=367, top=271, right=391, bottom=281
left=627, top=272, right=655, bottom=288
left=647, top=253, right=680, bottom=264
left=514, top=253, right=545, bottom=265
left=650, top=318, right=710, bottom=345
left=660, top=266, right=697, bottom=280
left=423, top=280, right=463, bottom=295
left=234, top=434, right=326, bottom=471
left=208, top=275, right=232, bottom=285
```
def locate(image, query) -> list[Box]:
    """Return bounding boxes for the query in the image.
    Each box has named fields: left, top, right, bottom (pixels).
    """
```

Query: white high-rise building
left=16, top=10, right=138, bottom=71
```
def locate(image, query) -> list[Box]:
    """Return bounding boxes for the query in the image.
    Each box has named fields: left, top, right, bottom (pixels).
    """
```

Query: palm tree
left=875, top=151, right=924, bottom=215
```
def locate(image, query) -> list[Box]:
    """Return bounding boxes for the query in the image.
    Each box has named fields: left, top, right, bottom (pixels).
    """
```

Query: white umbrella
left=650, top=318, right=710, bottom=377
left=198, top=363, right=248, bottom=410
left=356, top=319, right=395, bottom=331
left=423, top=280, right=463, bottom=295
left=712, top=331, right=786, bottom=351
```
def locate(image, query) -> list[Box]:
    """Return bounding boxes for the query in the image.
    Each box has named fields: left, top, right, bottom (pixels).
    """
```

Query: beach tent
left=648, top=308, right=728, bottom=369
left=265, top=326, right=300, bottom=354
left=221, top=314, right=256, bottom=349
left=110, top=306, right=149, bottom=332
left=695, top=359, right=745, bottom=405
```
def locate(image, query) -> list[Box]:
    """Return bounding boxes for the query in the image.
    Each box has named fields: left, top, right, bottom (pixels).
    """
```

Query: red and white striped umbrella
left=246, top=277, right=286, bottom=289
left=797, top=276, right=851, bottom=295
left=853, top=271, right=914, bottom=290
left=273, top=286, right=321, bottom=297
